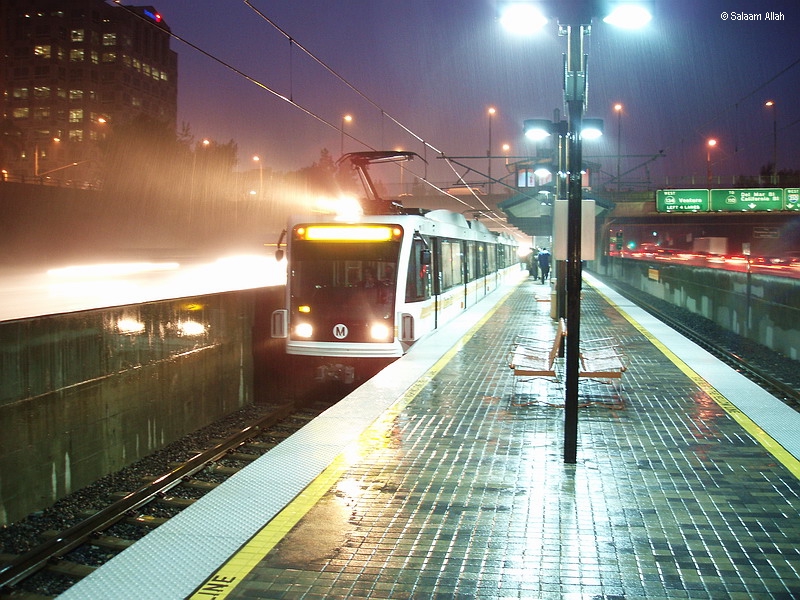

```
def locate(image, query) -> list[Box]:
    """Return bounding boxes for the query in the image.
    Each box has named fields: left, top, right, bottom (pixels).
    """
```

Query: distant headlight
left=370, top=323, right=391, bottom=341
left=295, top=323, right=313, bottom=338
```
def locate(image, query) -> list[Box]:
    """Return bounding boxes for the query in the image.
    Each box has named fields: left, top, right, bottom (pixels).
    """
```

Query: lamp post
left=191, top=138, right=210, bottom=201
left=765, top=100, right=777, bottom=182
left=33, top=137, right=60, bottom=177
left=614, top=103, right=623, bottom=192
left=253, top=155, right=263, bottom=198
left=706, top=138, right=717, bottom=186
left=504, top=0, right=651, bottom=464
left=488, top=107, right=496, bottom=194
left=341, top=114, right=352, bottom=156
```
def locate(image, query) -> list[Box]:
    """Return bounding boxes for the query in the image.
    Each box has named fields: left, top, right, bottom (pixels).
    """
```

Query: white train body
left=272, top=209, right=520, bottom=379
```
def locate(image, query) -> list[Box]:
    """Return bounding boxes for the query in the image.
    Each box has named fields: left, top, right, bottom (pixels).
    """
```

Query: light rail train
left=271, top=152, right=521, bottom=382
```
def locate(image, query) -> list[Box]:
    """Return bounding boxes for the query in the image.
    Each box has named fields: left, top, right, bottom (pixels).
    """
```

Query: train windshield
left=290, top=231, right=402, bottom=341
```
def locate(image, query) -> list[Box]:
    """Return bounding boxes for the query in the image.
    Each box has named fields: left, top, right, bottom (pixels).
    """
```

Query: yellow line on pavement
left=591, top=280, right=800, bottom=481
left=188, top=282, right=519, bottom=599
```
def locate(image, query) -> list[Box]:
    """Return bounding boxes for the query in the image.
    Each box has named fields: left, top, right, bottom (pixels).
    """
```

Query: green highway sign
left=785, top=188, right=800, bottom=211
left=710, top=188, right=783, bottom=211
left=656, top=189, right=709, bottom=212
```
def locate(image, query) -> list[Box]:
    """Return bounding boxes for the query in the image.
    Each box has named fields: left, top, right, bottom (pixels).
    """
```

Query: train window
left=406, top=237, right=432, bottom=302
left=476, top=243, right=487, bottom=278
left=290, top=240, right=400, bottom=317
left=488, top=244, right=497, bottom=274
left=465, top=242, right=475, bottom=282
left=440, top=239, right=463, bottom=291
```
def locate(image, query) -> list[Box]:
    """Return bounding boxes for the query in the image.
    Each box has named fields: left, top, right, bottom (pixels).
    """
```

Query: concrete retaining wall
left=596, top=258, right=800, bottom=361
left=0, top=288, right=284, bottom=526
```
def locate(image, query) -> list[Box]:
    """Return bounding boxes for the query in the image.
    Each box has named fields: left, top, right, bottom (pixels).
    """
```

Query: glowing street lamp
left=499, top=3, right=548, bottom=34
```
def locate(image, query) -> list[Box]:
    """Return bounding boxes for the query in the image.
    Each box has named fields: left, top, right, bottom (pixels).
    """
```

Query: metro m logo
left=332, top=324, right=349, bottom=339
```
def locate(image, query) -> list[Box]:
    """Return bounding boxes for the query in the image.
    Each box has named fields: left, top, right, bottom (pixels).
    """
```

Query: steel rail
left=0, top=403, right=295, bottom=591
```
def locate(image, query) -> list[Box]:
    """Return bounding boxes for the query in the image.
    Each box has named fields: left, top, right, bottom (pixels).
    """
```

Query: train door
left=432, top=236, right=442, bottom=329
left=405, top=235, right=432, bottom=308
left=463, top=240, right=472, bottom=307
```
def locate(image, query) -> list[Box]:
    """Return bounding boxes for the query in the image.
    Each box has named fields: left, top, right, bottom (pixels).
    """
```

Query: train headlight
left=370, top=323, right=391, bottom=341
left=295, top=323, right=313, bottom=338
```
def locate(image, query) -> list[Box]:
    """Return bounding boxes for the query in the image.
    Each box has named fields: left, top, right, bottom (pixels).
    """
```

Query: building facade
left=0, top=0, right=177, bottom=185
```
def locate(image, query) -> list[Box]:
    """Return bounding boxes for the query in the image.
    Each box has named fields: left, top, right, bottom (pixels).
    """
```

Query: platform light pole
left=503, top=0, right=652, bottom=463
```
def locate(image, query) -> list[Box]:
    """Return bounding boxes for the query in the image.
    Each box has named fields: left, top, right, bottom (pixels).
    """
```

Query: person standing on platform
left=537, top=247, right=551, bottom=284
left=528, top=248, right=539, bottom=279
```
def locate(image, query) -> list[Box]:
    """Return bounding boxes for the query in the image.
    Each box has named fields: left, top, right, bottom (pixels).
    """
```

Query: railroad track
left=601, top=276, right=800, bottom=409
left=0, top=402, right=331, bottom=598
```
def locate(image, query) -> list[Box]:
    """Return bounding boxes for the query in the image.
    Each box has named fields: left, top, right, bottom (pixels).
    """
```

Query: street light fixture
left=603, top=3, right=653, bottom=28
left=504, top=0, right=652, bottom=464
left=499, top=3, right=548, bottom=34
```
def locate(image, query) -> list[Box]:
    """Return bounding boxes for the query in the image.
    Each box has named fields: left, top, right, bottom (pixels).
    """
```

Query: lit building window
left=12, top=108, right=30, bottom=119
left=68, top=129, right=83, bottom=142
left=69, top=109, right=84, bottom=123
left=33, top=86, right=51, bottom=98
left=34, top=45, right=51, bottom=58
left=69, top=89, right=84, bottom=100
left=13, top=87, right=29, bottom=99
left=102, top=33, right=117, bottom=46
left=71, top=29, right=84, bottom=42
left=70, top=49, right=84, bottom=62
left=102, top=52, right=117, bottom=63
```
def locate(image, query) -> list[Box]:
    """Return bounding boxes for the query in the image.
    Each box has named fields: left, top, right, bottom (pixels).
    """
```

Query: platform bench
left=508, top=319, right=565, bottom=399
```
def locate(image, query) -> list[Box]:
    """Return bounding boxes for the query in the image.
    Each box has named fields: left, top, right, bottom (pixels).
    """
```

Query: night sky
left=156, top=0, right=800, bottom=192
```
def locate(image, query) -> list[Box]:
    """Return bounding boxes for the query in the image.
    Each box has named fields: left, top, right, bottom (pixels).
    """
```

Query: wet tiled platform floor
left=215, top=276, right=800, bottom=599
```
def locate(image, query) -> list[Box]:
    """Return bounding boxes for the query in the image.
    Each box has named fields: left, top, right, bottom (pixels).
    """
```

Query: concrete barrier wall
left=597, top=258, right=800, bottom=361
left=0, top=288, right=283, bottom=526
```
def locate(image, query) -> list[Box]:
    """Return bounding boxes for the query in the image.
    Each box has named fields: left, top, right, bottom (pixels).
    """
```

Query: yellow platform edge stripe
left=590, top=280, right=800, bottom=482
left=188, top=281, right=521, bottom=599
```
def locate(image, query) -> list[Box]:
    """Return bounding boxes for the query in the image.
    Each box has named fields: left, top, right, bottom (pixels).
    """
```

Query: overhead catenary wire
left=115, top=1, right=526, bottom=240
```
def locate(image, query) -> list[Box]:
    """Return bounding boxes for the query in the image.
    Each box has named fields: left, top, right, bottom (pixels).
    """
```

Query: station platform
left=60, top=272, right=800, bottom=600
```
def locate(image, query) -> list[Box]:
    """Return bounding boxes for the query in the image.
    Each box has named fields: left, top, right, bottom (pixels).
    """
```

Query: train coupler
left=315, top=363, right=355, bottom=384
